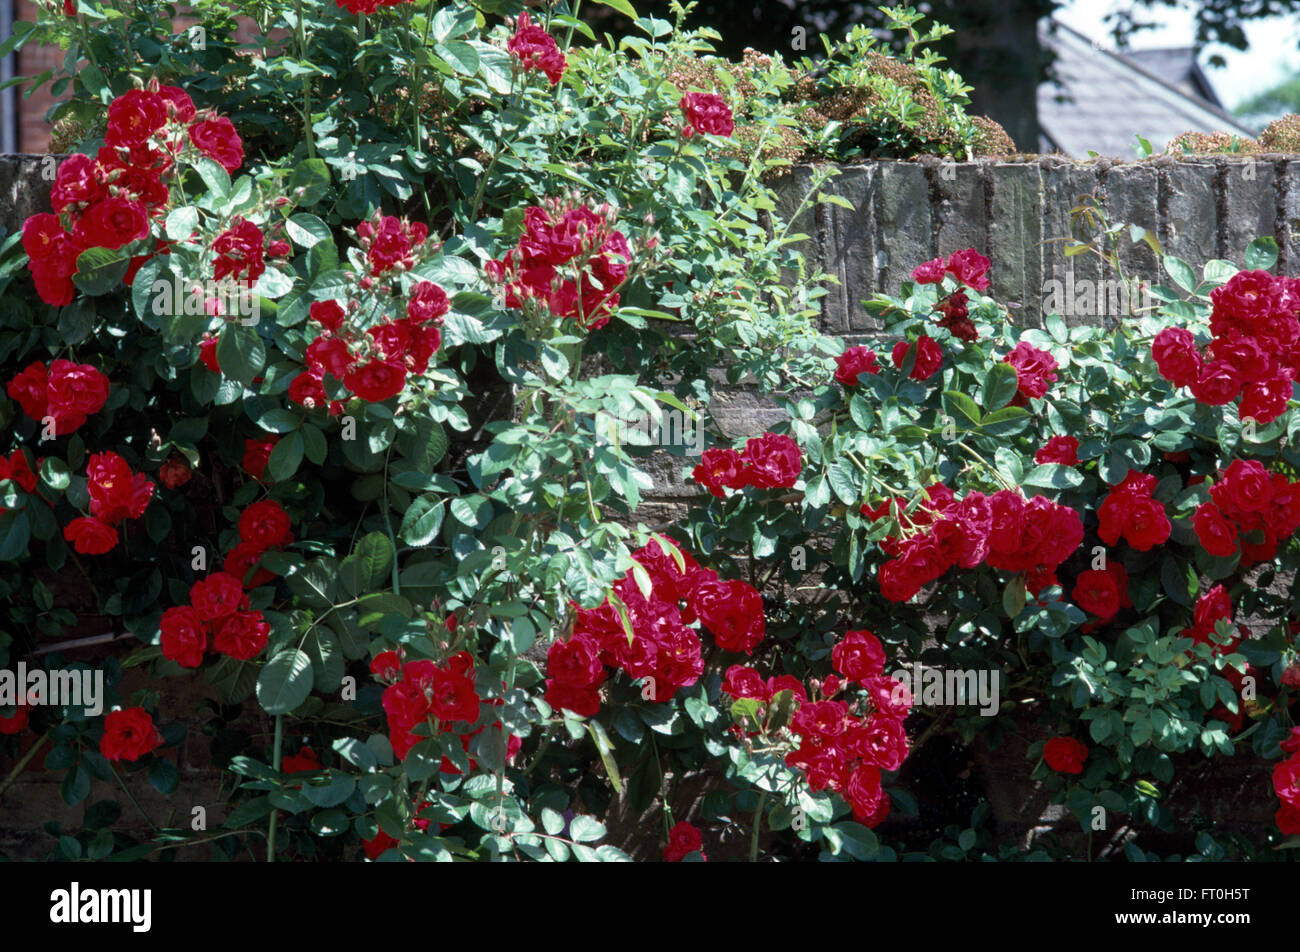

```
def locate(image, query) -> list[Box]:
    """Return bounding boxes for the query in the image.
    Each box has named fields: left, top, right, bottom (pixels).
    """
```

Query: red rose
left=49, top=154, right=105, bottom=210
left=691, top=447, right=747, bottom=497
left=1071, top=564, right=1128, bottom=621
left=721, top=664, right=769, bottom=700
left=188, top=115, right=245, bottom=172
left=1278, top=802, right=1300, bottom=836
left=546, top=634, right=605, bottom=688
left=199, top=335, right=221, bottom=373
left=0, top=704, right=29, bottom=734
left=309, top=300, right=347, bottom=332
left=429, top=668, right=480, bottom=724
left=212, top=610, right=270, bottom=661
left=63, top=517, right=118, bottom=554
left=305, top=336, right=355, bottom=379
left=662, top=821, right=706, bottom=862
left=344, top=358, right=407, bottom=402
left=1239, top=371, right=1293, bottom=424
left=160, top=606, right=208, bottom=668
left=740, top=433, right=801, bottom=489
left=156, top=85, right=196, bottom=122
left=891, top=335, right=943, bottom=380
left=1273, top=757, right=1300, bottom=807
left=680, top=92, right=734, bottom=137
left=365, top=215, right=418, bottom=276
left=911, top=257, right=946, bottom=284
left=1003, top=341, right=1058, bottom=400
left=845, top=763, right=886, bottom=824
left=692, top=578, right=766, bottom=654
left=1193, top=503, right=1238, bottom=557
left=1043, top=736, right=1088, bottom=774
left=790, top=700, right=849, bottom=740
left=1190, top=360, right=1242, bottom=406
left=86, top=451, right=153, bottom=525
left=289, top=370, right=327, bottom=409
left=72, top=195, right=149, bottom=250
left=834, top=345, right=880, bottom=386
left=768, top=675, right=809, bottom=703
left=46, top=359, right=111, bottom=433
left=1214, top=459, right=1273, bottom=513
left=0, top=450, right=37, bottom=495
left=849, top=713, right=909, bottom=772
left=506, top=11, right=566, bottom=85
left=243, top=438, right=277, bottom=481
left=544, top=681, right=602, bottom=718
left=105, top=89, right=167, bottom=148
left=211, top=218, right=266, bottom=283
left=224, top=540, right=277, bottom=589
left=281, top=746, right=321, bottom=775
left=1035, top=435, right=1079, bottom=466
left=407, top=281, right=449, bottom=324
left=1097, top=471, right=1170, bottom=551
left=370, top=652, right=407, bottom=686
left=945, top=248, right=991, bottom=291
left=832, top=629, right=886, bottom=683
left=268, top=240, right=291, bottom=258
left=238, top=498, right=293, bottom=551
left=158, top=458, right=191, bottom=490
left=100, top=707, right=163, bottom=763
left=190, top=572, right=248, bottom=622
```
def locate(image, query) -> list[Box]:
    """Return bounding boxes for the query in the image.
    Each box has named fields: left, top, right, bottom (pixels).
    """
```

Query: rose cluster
left=485, top=198, right=631, bottom=332
left=373, top=651, right=482, bottom=761
left=690, top=432, right=802, bottom=498
left=545, top=538, right=767, bottom=716
left=160, top=571, right=271, bottom=667
left=63, top=451, right=154, bottom=555
left=891, top=335, right=943, bottom=381
left=293, top=282, right=447, bottom=409
left=864, top=483, right=1084, bottom=603
left=911, top=248, right=992, bottom=342
left=724, top=630, right=910, bottom=827
left=1096, top=469, right=1172, bottom=552
left=507, top=11, right=566, bottom=85
left=7, top=359, right=110, bottom=436
left=1152, top=268, right=1300, bottom=424
left=1272, top=727, right=1300, bottom=836
left=23, top=81, right=243, bottom=305
left=1193, top=459, right=1300, bottom=567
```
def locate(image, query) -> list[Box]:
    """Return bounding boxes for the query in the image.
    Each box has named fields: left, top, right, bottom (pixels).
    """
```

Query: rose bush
left=0, top=1, right=1294, bottom=864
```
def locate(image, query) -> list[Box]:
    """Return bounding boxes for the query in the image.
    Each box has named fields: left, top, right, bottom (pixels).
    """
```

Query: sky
left=1056, top=0, right=1300, bottom=111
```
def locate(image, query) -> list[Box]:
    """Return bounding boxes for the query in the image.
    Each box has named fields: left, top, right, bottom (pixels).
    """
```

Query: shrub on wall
left=0, top=0, right=1295, bottom=863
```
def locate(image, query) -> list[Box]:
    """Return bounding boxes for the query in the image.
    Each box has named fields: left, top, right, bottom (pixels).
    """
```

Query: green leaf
left=256, top=648, right=314, bottom=715
left=1164, top=256, right=1196, bottom=293
left=288, top=158, right=330, bottom=204
left=58, top=298, right=96, bottom=345
left=942, top=390, right=981, bottom=428
left=1021, top=463, right=1083, bottom=490
left=148, top=757, right=179, bottom=795
left=399, top=495, right=444, bottom=546
left=568, top=815, right=605, bottom=843
left=596, top=0, right=639, bottom=17
left=286, top=213, right=330, bottom=249
left=265, top=431, right=304, bottom=482
left=192, top=156, right=231, bottom=197
left=435, top=40, right=479, bottom=75
left=0, top=509, right=30, bottom=562
left=1244, top=236, right=1278, bottom=272
left=216, top=324, right=265, bottom=385
left=982, top=363, right=1019, bottom=412
left=72, top=247, right=130, bottom=296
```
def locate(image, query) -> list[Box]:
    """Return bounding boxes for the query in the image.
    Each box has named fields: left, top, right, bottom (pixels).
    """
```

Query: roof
left=1037, top=19, right=1257, bottom=157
